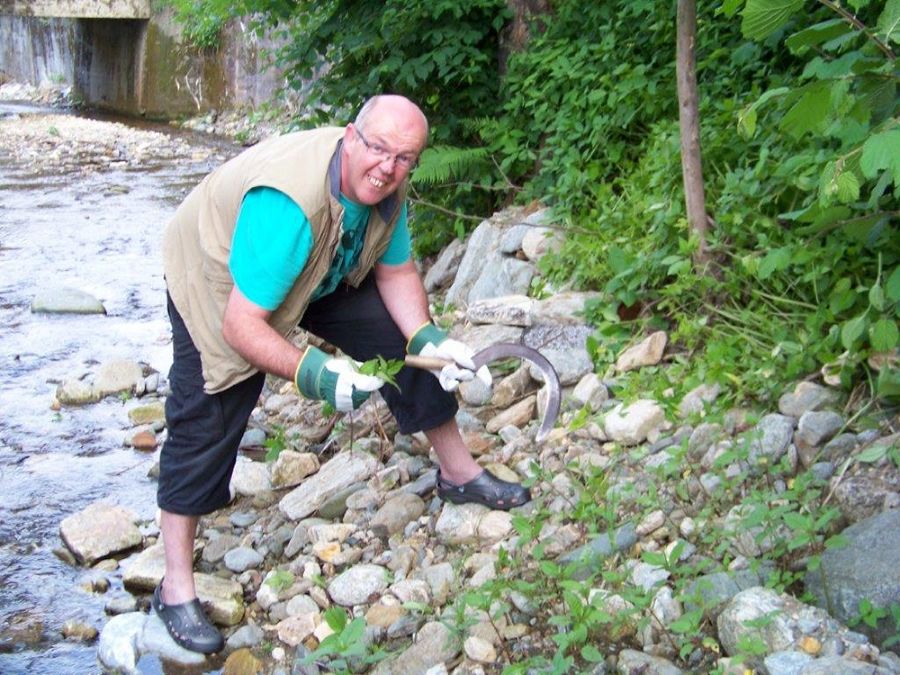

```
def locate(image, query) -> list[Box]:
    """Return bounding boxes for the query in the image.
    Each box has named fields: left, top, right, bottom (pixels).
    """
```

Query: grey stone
left=239, top=427, right=267, bottom=448
left=104, top=591, right=138, bottom=616
left=466, top=295, right=535, bottom=326
left=327, top=564, right=389, bottom=607
left=678, top=383, right=722, bottom=418
left=820, top=433, right=858, bottom=462
left=371, top=620, right=460, bottom=675
left=778, top=381, right=841, bottom=418
left=499, top=223, right=531, bottom=253
left=97, top=612, right=145, bottom=673
left=684, top=569, right=765, bottom=621
left=226, top=623, right=265, bottom=650
left=371, top=493, right=426, bottom=536
left=763, top=650, right=814, bottom=675
left=796, top=410, right=844, bottom=448
left=423, top=238, right=465, bottom=293
left=805, top=509, right=900, bottom=650
left=560, top=522, right=637, bottom=580
left=527, top=345, right=593, bottom=385
left=279, top=451, right=380, bottom=521
left=521, top=226, right=563, bottom=262
left=202, top=534, right=240, bottom=563
left=468, top=256, right=536, bottom=304
left=223, top=546, right=264, bottom=573
left=615, top=649, right=683, bottom=674
left=445, top=220, right=503, bottom=308
left=746, top=414, right=795, bottom=467
left=571, top=373, right=608, bottom=411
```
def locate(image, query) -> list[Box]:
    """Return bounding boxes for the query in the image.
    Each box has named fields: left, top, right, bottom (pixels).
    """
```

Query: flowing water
left=0, top=102, right=236, bottom=673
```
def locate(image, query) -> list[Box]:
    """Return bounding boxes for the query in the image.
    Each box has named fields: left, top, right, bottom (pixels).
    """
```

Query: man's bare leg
left=159, top=510, right=199, bottom=603
left=425, top=418, right=482, bottom=485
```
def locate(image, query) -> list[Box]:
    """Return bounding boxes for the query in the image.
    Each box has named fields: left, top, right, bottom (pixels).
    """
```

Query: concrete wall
left=2, top=1, right=151, bottom=19
left=0, top=9, right=289, bottom=117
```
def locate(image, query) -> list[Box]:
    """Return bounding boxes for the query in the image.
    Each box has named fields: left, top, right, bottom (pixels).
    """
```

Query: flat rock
left=280, top=451, right=380, bottom=521
left=604, top=400, right=667, bottom=445
left=31, top=287, right=106, bottom=314
left=59, top=501, right=142, bottom=565
left=93, top=360, right=144, bottom=399
left=615, top=331, right=668, bottom=372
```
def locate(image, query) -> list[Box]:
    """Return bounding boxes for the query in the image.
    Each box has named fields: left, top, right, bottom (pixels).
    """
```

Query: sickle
left=405, top=342, right=561, bottom=442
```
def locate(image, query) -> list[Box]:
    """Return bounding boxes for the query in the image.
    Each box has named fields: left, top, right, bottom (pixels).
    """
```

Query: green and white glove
left=407, top=323, right=492, bottom=392
left=294, top=347, right=384, bottom=412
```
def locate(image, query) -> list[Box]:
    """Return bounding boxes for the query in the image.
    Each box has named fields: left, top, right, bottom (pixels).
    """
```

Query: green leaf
left=759, top=247, right=792, bottom=279
left=783, top=511, right=811, bottom=531
left=860, top=130, right=900, bottom=181
left=742, top=0, right=804, bottom=40
left=581, top=644, right=605, bottom=663
left=738, top=106, right=758, bottom=139
left=342, top=617, right=366, bottom=645
left=870, top=319, right=899, bottom=352
left=836, top=172, right=860, bottom=204
left=785, top=18, right=854, bottom=54
left=877, top=0, right=900, bottom=44
left=323, top=606, right=349, bottom=632
left=722, top=0, right=746, bottom=17
left=886, top=267, right=900, bottom=302
left=877, top=368, right=900, bottom=398
left=857, top=444, right=888, bottom=463
left=869, top=284, right=886, bottom=311
left=781, top=82, right=832, bottom=139
left=841, top=314, right=868, bottom=349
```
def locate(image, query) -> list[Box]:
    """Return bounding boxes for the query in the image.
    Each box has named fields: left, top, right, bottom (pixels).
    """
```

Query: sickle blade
left=472, top=343, right=561, bottom=443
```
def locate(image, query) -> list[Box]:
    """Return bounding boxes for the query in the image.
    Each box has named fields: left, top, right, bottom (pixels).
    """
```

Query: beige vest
left=163, top=127, right=405, bottom=393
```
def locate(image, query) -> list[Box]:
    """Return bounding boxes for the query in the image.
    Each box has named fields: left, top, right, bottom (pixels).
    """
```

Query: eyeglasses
left=355, top=128, right=418, bottom=169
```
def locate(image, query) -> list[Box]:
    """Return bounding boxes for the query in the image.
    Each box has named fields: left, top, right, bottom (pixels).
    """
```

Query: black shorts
left=158, top=276, right=457, bottom=516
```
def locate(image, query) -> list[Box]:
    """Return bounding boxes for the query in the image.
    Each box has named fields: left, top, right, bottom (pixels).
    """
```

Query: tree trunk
left=499, top=0, right=551, bottom=73
left=676, top=0, right=710, bottom=267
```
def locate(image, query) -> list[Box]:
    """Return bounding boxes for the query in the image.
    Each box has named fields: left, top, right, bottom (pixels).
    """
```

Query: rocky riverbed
left=1, top=87, right=898, bottom=675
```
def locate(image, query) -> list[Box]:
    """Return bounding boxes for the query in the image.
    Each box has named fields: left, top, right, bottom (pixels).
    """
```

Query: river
left=0, top=102, right=238, bottom=674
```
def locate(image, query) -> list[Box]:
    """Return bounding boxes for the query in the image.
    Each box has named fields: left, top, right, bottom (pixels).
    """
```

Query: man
left=153, top=95, right=530, bottom=653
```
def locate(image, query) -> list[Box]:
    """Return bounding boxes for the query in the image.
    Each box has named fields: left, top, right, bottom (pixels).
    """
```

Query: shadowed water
left=0, top=103, right=234, bottom=673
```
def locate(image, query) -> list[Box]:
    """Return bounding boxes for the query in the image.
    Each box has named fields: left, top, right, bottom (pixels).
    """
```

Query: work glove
left=294, top=346, right=384, bottom=412
left=407, top=323, right=492, bottom=392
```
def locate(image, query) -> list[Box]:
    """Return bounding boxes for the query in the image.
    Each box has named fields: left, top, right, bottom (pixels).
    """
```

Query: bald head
left=354, top=95, right=429, bottom=145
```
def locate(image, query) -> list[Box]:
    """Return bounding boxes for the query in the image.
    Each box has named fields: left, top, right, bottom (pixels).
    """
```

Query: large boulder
left=805, top=509, right=900, bottom=651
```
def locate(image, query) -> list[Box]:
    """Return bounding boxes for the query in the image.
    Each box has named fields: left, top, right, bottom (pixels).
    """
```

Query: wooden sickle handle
left=404, top=354, right=454, bottom=370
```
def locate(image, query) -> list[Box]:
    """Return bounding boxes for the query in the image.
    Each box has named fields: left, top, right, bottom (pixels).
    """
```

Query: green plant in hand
left=358, top=356, right=404, bottom=391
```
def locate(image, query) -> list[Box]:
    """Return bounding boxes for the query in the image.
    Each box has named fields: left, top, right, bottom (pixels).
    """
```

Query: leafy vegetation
left=158, top=2, right=898, bottom=667
left=161, top=0, right=897, bottom=414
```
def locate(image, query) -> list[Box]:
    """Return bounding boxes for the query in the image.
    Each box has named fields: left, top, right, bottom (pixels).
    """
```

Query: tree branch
left=818, top=0, right=895, bottom=61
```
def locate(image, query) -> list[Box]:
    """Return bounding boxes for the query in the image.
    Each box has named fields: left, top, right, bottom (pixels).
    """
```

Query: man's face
left=340, top=101, right=426, bottom=205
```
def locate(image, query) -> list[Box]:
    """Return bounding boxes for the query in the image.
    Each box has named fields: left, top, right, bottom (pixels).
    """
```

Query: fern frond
left=411, top=145, right=490, bottom=186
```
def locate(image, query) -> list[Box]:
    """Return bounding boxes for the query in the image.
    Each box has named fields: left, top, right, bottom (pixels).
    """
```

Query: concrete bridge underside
left=1, top=0, right=150, bottom=19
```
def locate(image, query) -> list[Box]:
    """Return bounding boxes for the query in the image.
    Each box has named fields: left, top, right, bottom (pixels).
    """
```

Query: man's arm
left=373, top=259, right=432, bottom=338
left=221, top=285, right=303, bottom=380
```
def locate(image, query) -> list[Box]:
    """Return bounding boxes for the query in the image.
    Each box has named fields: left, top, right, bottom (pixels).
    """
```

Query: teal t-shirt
left=229, top=186, right=411, bottom=311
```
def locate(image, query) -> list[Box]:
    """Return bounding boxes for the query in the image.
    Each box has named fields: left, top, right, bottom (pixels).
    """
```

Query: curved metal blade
left=472, top=343, right=561, bottom=443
